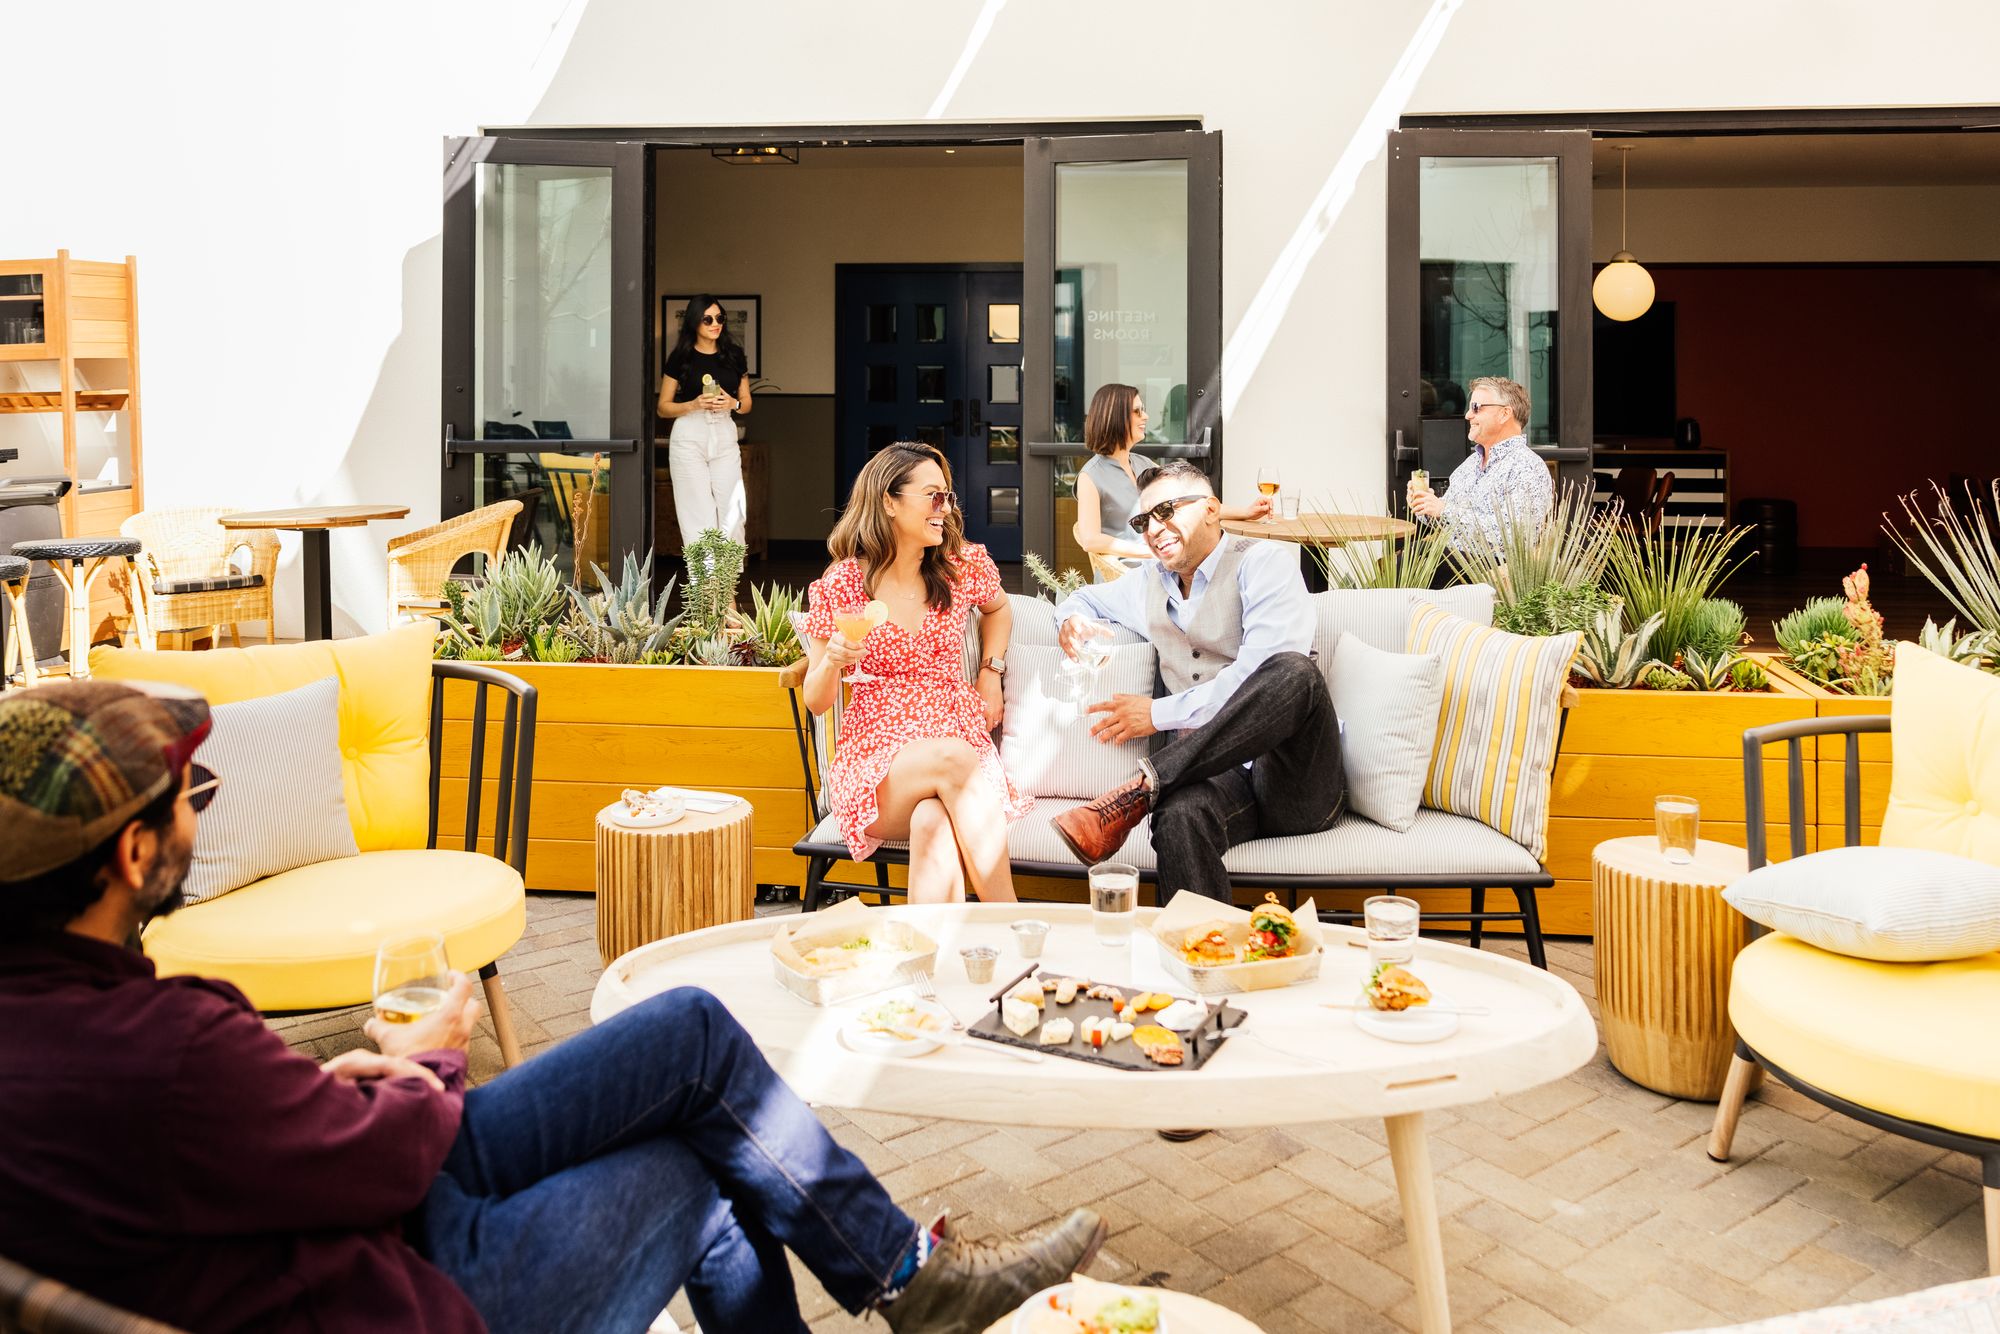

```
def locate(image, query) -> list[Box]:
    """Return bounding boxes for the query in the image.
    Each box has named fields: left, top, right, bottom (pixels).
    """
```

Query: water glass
left=1280, top=496, right=1301, bottom=521
left=373, top=930, right=450, bottom=1025
left=1363, top=894, right=1420, bottom=968
left=1089, top=861, right=1139, bottom=946
left=1656, top=795, right=1699, bottom=865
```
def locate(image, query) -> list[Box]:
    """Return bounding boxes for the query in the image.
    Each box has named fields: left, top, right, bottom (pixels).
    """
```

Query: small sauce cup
left=1010, top=919, right=1051, bottom=959
left=959, top=946, right=999, bottom=984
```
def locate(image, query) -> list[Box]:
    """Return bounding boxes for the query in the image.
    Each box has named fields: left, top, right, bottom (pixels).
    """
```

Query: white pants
left=666, top=411, right=746, bottom=545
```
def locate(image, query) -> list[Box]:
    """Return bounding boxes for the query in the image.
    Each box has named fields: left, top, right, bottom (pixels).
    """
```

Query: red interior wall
left=1655, top=265, right=2000, bottom=549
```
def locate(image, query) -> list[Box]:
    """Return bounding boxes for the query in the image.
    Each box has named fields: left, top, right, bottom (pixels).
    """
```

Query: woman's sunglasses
left=184, top=763, right=222, bottom=814
left=1127, top=494, right=1208, bottom=535
left=700, top=313, right=725, bottom=326
left=901, top=488, right=958, bottom=514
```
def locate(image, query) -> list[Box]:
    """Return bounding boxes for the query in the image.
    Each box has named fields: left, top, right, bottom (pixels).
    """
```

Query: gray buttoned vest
left=1144, top=537, right=1256, bottom=696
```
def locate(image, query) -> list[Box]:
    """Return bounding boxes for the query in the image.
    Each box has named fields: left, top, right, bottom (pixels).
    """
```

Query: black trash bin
left=1736, top=497, right=1798, bottom=576
left=0, top=477, right=74, bottom=674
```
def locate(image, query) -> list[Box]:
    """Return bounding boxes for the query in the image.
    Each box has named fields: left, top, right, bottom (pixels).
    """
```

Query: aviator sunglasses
left=899, top=488, right=958, bottom=514
left=1127, top=494, right=1207, bottom=536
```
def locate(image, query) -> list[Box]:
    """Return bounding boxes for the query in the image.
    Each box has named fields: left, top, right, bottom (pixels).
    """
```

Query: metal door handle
left=951, top=399, right=963, bottom=435
left=1392, top=428, right=1419, bottom=467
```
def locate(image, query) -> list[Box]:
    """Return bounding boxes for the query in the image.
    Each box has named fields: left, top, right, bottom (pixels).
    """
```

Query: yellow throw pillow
left=1407, top=603, right=1580, bottom=862
left=1881, top=641, right=2000, bottom=862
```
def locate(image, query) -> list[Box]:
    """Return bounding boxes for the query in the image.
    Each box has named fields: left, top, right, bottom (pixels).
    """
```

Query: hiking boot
left=882, top=1208, right=1107, bottom=1334
left=1052, top=774, right=1152, bottom=864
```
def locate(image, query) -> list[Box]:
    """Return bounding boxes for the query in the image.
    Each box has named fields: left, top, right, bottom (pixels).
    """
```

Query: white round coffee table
left=593, top=904, right=1596, bottom=1334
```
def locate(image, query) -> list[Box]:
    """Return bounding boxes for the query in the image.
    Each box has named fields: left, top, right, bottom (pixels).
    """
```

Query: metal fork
left=899, top=961, right=964, bottom=1031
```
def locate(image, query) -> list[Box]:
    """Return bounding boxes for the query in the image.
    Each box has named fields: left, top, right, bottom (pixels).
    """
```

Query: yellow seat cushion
left=1881, top=640, right=2000, bottom=862
left=142, top=850, right=525, bottom=1011
left=89, top=623, right=437, bottom=851
left=1730, top=932, right=2000, bottom=1140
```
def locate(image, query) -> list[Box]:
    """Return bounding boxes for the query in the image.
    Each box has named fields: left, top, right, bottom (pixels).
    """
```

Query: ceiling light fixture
left=711, top=145, right=799, bottom=166
left=1592, top=145, right=1655, bottom=322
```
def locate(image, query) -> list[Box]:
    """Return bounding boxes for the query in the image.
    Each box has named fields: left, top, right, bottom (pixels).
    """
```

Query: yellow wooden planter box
left=1759, top=657, right=1892, bottom=851
left=436, top=661, right=813, bottom=893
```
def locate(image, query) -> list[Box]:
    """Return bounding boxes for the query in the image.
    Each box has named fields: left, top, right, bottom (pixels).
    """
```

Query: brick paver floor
left=273, top=893, right=1992, bottom=1332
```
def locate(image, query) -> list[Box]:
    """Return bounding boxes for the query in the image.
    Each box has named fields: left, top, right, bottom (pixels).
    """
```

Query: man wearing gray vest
left=1047, top=460, right=1345, bottom=901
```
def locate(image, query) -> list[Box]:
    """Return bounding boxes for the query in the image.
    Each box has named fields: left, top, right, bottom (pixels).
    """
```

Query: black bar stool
left=0, top=554, right=36, bottom=688
left=9, top=537, right=154, bottom=679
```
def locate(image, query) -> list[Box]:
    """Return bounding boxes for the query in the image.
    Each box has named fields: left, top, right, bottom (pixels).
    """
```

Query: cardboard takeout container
left=771, top=900, right=938, bottom=1006
left=1151, top=891, right=1324, bottom=995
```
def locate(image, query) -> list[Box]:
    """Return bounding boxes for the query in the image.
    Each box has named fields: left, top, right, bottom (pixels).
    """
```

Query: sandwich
left=1180, top=923, right=1236, bottom=966
left=1365, top=963, right=1433, bottom=1012
left=1244, top=894, right=1301, bottom=962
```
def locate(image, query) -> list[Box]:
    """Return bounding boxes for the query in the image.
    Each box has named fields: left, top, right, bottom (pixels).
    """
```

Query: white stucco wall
left=5, top=0, right=1997, bottom=633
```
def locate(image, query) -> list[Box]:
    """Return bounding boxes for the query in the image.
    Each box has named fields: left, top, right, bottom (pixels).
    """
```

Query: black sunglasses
left=700, top=313, right=725, bottom=325
left=1127, top=494, right=1208, bottom=536
left=184, top=763, right=221, bottom=814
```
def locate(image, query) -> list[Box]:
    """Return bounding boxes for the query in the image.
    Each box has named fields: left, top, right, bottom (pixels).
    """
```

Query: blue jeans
left=414, top=988, right=919, bottom=1334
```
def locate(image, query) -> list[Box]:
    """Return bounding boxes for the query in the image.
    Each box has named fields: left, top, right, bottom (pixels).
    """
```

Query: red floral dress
left=805, top=544, right=1031, bottom=861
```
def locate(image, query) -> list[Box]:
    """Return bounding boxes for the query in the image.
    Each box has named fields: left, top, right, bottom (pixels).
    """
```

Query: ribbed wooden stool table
left=1593, top=836, right=1753, bottom=1100
left=595, top=803, right=755, bottom=965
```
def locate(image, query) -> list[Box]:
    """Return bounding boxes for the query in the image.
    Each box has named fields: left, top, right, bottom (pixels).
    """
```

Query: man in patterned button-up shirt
left=1410, top=375, right=1552, bottom=555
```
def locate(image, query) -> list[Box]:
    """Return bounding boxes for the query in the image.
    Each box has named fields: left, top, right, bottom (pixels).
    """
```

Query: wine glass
left=833, top=599, right=888, bottom=685
left=374, top=931, right=450, bottom=1026
left=1257, top=467, right=1282, bottom=521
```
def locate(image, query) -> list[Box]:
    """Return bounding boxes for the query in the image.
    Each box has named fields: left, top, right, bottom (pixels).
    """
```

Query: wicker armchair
left=117, top=509, right=278, bottom=649
left=384, top=499, right=522, bottom=624
left=1088, top=551, right=1131, bottom=583
left=0, top=1255, right=184, bottom=1333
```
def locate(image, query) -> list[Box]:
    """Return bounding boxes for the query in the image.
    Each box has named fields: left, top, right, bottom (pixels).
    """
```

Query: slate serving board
left=965, top=965, right=1246, bottom=1071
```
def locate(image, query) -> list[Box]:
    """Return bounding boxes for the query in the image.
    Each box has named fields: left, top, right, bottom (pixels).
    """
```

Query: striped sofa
left=787, top=584, right=1565, bottom=967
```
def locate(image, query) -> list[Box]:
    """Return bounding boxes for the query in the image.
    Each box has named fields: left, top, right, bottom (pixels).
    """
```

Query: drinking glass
left=373, top=931, right=450, bottom=1025
left=1089, top=861, right=1139, bottom=946
left=1257, top=467, right=1282, bottom=521
left=1408, top=469, right=1431, bottom=506
left=1280, top=496, right=1301, bottom=520
left=832, top=600, right=885, bottom=685
left=1656, top=795, right=1699, bottom=865
left=1363, top=894, right=1421, bottom=968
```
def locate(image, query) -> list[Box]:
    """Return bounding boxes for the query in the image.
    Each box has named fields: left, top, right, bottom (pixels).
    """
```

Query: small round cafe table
left=1221, top=513, right=1418, bottom=591
left=219, top=504, right=411, bottom=641
left=1593, top=836, right=1753, bottom=1100
left=593, top=803, right=755, bottom=966
left=593, top=903, right=1596, bottom=1334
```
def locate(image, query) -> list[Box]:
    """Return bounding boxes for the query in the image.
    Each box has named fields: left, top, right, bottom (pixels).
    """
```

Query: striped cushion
left=1722, top=845, right=2000, bottom=962
left=153, top=572, right=264, bottom=596
left=184, top=676, right=359, bottom=904
left=1407, top=603, right=1578, bottom=862
left=998, top=642, right=1156, bottom=798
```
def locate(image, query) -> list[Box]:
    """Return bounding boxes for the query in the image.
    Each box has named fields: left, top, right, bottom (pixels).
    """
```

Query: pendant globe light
left=1593, top=145, right=1655, bottom=322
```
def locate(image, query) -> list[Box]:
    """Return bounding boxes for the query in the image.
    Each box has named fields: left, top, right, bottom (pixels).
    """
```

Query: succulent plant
left=1679, top=648, right=1740, bottom=692
left=1682, top=597, right=1747, bottom=662
left=567, top=552, right=682, bottom=664
left=683, top=528, right=747, bottom=640
left=1729, top=658, right=1769, bottom=692
left=1022, top=550, right=1086, bottom=602
left=1572, top=605, right=1667, bottom=689
left=1496, top=581, right=1617, bottom=638
left=1641, top=664, right=1695, bottom=691
left=1917, top=617, right=2000, bottom=672
left=746, top=583, right=804, bottom=667
left=687, top=635, right=738, bottom=667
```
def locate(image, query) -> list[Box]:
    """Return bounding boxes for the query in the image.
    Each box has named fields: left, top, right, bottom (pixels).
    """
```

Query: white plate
left=1353, top=1006, right=1460, bottom=1043
left=839, top=998, right=951, bottom=1058
left=1012, top=1281, right=1168, bottom=1333
left=600, top=802, right=686, bottom=829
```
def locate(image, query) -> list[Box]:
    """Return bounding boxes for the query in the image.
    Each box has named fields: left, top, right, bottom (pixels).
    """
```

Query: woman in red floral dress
left=801, top=443, right=1025, bottom=903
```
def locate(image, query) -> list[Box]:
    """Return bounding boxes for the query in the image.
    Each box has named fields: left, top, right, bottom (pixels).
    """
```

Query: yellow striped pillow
left=1407, top=603, right=1580, bottom=861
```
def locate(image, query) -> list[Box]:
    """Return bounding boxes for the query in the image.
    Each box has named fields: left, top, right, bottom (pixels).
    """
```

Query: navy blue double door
left=834, top=265, right=1024, bottom=561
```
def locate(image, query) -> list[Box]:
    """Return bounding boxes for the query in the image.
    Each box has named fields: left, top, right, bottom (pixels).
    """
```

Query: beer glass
left=1656, top=795, right=1699, bottom=865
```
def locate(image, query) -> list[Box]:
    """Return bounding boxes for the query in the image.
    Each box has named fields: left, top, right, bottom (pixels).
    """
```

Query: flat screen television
left=1593, top=302, right=1675, bottom=439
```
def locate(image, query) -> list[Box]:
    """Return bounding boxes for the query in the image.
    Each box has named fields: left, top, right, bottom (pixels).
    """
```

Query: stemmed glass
left=1257, top=466, right=1282, bottom=521
left=833, top=599, right=888, bottom=685
left=1060, top=617, right=1112, bottom=707
left=374, top=930, right=450, bottom=1025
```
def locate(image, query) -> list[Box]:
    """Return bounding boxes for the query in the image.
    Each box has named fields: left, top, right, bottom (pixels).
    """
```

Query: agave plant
left=746, top=583, right=804, bottom=667
left=435, top=583, right=507, bottom=660
left=1573, top=606, right=1667, bottom=688
left=1449, top=483, right=1618, bottom=612
left=1681, top=597, right=1747, bottom=662
left=1729, top=658, right=1768, bottom=692
left=568, top=552, right=682, bottom=664
left=1917, top=616, right=2000, bottom=672
left=1604, top=522, right=1751, bottom=668
left=686, top=635, right=739, bottom=667
left=1679, top=647, right=1740, bottom=692
left=1884, top=480, right=2000, bottom=638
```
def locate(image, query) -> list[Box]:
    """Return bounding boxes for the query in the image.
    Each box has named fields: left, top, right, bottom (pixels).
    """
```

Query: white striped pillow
left=998, top=642, right=1157, bottom=799
left=1407, top=604, right=1579, bottom=862
left=1722, top=846, right=2000, bottom=962
left=184, top=676, right=359, bottom=904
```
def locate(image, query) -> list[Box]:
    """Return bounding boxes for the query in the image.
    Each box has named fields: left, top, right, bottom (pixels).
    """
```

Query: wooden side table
left=1593, top=836, right=1753, bottom=1099
left=594, top=804, right=755, bottom=965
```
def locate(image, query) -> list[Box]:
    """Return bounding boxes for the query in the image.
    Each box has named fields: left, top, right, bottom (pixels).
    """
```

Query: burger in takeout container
left=771, top=899, right=939, bottom=1006
left=1152, top=890, right=1323, bottom=994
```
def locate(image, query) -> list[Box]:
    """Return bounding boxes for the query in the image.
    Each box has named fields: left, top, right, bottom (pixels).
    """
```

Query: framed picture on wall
left=661, top=295, right=760, bottom=380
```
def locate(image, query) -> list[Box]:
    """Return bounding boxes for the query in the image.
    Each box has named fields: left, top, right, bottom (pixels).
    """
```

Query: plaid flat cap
left=0, top=680, right=211, bottom=882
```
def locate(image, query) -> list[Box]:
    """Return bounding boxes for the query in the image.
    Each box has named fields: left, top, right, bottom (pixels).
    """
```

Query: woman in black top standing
left=658, top=296, right=753, bottom=544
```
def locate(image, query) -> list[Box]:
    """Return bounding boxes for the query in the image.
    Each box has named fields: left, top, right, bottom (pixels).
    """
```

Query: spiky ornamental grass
left=1302, top=510, right=1454, bottom=591
left=1449, top=483, right=1619, bottom=613
left=1885, top=480, right=2000, bottom=640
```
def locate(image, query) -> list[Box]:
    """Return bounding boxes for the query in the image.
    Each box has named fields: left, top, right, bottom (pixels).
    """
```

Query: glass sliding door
left=442, top=137, right=650, bottom=581
left=1386, top=129, right=1593, bottom=501
left=1024, top=132, right=1220, bottom=574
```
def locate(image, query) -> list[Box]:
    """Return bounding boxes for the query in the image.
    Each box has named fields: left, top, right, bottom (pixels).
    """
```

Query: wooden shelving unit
left=0, top=251, right=146, bottom=640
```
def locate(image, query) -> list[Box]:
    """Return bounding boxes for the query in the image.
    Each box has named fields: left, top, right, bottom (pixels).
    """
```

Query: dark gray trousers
left=1146, top=651, right=1345, bottom=903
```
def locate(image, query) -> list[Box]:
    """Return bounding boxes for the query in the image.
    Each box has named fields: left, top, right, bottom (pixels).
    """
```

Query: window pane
left=914, top=424, right=945, bottom=448
left=987, top=426, right=1019, bottom=465
left=988, top=486, right=1021, bottom=526
left=1418, top=156, right=1558, bottom=445
left=867, top=424, right=899, bottom=453
left=988, top=364, right=1020, bottom=405
left=867, top=304, right=897, bottom=343
left=916, top=304, right=946, bottom=342
left=916, top=365, right=945, bottom=404
left=866, top=364, right=897, bottom=403
left=987, top=303, right=1021, bottom=343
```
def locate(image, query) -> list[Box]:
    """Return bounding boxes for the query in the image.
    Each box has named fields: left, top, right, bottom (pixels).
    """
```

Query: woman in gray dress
left=1070, top=383, right=1270, bottom=580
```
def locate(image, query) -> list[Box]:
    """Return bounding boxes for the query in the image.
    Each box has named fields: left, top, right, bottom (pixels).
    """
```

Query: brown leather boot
left=882, top=1208, right=1107, bottom=1334
left=1052, top=774, right=1153, bottom=864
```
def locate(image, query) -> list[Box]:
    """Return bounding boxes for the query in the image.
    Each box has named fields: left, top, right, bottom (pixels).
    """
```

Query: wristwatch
left=979, top=657, right=1007, bottom=677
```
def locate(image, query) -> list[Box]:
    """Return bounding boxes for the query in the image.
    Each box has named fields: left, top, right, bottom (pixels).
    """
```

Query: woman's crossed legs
left=864, top=738, right=1016, bottom=904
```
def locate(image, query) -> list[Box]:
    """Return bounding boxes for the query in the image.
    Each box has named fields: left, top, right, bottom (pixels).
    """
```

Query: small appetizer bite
left=1180, top=923, right=1236, bottom=966
left=1053, top=978, right=1080, bottom=1006
left=1039, top=1018, right=1074, bottom=1046
left=1079, top=1015, right=1114, bottom=1049
left=1245, top=894, right=1301, bottom=962
left=1085, top=984, right=1122, bottom=1003
left=1110, top=1021, right=1135, bottom=1042
left=1131, top=1024, right=1184, bottom=1066
left=1365, top=962, right=1433, bottom=1012
left=1002, top=997, right=1040, bottom=1037
left=1008, top=983, right=1046, bottom=1009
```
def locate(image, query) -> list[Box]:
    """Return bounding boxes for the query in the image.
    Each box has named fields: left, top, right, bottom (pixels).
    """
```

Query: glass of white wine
left=374, top=931, right=450, bottom=1026
left=1257, top=466, right=1281, bottom=521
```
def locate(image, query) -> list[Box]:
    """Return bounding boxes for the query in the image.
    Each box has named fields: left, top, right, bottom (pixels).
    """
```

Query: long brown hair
left=1083, top=383, right=1140, bottom=456
left=827, top=442, right=964, bottom=609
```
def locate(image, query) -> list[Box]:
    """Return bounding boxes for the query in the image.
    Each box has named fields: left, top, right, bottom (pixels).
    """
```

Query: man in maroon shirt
left=0, top=681, right=1103, bottom=1333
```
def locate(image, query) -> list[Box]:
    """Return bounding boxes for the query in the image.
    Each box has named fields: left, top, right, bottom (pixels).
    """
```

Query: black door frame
left=1384, top=128, right=1595, bottom=507
left=441, top=135, right=653, bottom=564
left=1022, top=130, right=1223, bottom=565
